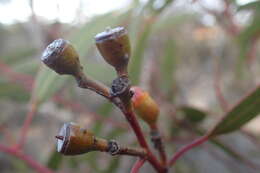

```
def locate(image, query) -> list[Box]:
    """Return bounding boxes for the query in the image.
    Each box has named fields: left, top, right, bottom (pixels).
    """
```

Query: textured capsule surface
left=95, top=27, right=130, bottom=75
left=57, top=122, right=96, bottom=155
left=131, top=87, right=159, bottom=126
left=110, top=76, right=130, bottom=97
left=41, top=39, right=81, bottom=75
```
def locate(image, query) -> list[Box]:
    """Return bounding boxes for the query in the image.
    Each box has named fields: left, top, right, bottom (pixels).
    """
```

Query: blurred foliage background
left=0, top=0, right=260, bottom=172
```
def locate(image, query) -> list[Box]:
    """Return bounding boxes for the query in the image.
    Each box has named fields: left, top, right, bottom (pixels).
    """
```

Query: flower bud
left=130, top=86, right=159, bottom=127
left=95, top=27, right=131, bottom=76
left=41, top=39, right=82, bottom=75
left=56, top=122, right=108, bottom=155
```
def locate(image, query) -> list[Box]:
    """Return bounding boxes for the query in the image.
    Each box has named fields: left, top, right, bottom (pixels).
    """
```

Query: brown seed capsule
left=131, top=86, right=159, bottom=127
left=56, top=122, right=108, bottom=155
left=95, top=27, right=131, bottom=76
left=56, top=122, right=147, bottom=157
left=41, top=39, right=82, bottom=75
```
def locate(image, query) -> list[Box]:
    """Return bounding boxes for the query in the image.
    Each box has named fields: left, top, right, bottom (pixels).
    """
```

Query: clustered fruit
left=41, top=26, right=160, bottom=157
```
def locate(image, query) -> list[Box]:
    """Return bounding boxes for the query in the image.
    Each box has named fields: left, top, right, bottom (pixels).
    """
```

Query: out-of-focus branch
left=168, top=134, right=210, bottom=167
left=197, top=0, right=240, bottom=36
left=0, top=144, right=53, bottom=173
left=0, top=61, right=33, bottom=90
left=213, top=60, right=229, bottom=112
left=222, top=0, right=240, bottom=35
left=0, top=125, right=16, bottom=145
left=16, top=101, right=38, bottom=150
left=130, top=159, right=146, bottom=173
left=247, top=33, right=260, bottom=64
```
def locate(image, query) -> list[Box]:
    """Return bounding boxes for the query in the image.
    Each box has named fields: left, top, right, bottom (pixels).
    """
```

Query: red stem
left=214, top=60, right=229, bottom=112
left=0, top=60, right=33, bottom=90
left=16, top=102, right=37, bottom=150
left=223, top=0, right=239, bottom=36
left=0, top=144, right=53, bottom=173
left=247, top=33, right=259, bottom=65
left=150, top=124, right=167, bottom=166
left=124, top=111, right=149, bottom=148
left=130, top=159, right=146, bottom=173
left=168, top=135, right=209, bottom=167
left=0, top=125, right=16, bottom=145
left=0, top=60, right=165, bottom=172
left=124, top=109, right=166, bottom=172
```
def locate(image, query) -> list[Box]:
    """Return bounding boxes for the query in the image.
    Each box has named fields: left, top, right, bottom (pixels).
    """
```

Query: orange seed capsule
left=130, top=86, right=159, bottom=127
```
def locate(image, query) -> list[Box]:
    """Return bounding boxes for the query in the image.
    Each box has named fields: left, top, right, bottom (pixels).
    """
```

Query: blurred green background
left=0, top=0, right=259, bottom=172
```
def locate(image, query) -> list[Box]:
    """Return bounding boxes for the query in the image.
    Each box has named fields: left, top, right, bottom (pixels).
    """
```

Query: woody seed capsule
left=56, top=122, right=108, bottom=155
left=41, top=39, right=82, bottom=75
left=95, top=27, right=131, bottom=76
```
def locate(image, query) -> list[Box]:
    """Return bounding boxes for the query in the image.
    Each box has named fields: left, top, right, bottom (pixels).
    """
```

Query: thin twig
left=116, top=146, right=147, bottom=157
left=131, top=159, right=146, bottom=173
left=222, top=0, right=240, bottom=35
left=122, top=108, right=166, bottom=172
left=150, top=125, right=167, bottom=166
left=197, top=0, right=239, bottom=36
left=214, top=59, right=229, bottom=112
left=247, top=33, right=260, bottom=65
left=16, top=101, right=38, bottom=150
left=0, top=60, right=33, bottom=90
left=75, top=70, right=111, bottom=99
left=0, top=125, right=16, bottom=145
left=168, top=135, right=210, bottom=167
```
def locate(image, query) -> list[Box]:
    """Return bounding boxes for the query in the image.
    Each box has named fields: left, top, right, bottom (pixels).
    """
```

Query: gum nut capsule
left=95, top=27, right=131, bottom=74
left=56, top=122, right=96, bottom=155
left=41, top=39, right=81, bottom=75
left=131, top=86, right=159, bottom=126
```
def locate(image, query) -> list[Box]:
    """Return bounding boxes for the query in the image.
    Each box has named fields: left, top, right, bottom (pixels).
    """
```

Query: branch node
left=108, top=140, right=120, bottom=156
left=110, top=76, right=131, bottom=97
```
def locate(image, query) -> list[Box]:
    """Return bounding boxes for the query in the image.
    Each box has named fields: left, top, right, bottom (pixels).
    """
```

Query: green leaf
left=237, top=18, right=260, bottom=61
left=84, top=152, right=100, bottom=172
left=68, top=157, right=80, bottom=169
left=2, top=47, right=37, bottom=64
left=209, top=85, right=260, bottom=136
left=160, top=38, right=177, bottom=97
left=0, top=82, right=30, bottom=102
left=12, top=58, right=39, bottom=75
left=32, top=66, right=67, bottom=104
left=179, top=106, right=207, bottom=123
left=153, top=13, right=197, bottom=33
left=129, top=23, right=153, bottom=84
left=46, top=150, right=63, bottom=170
